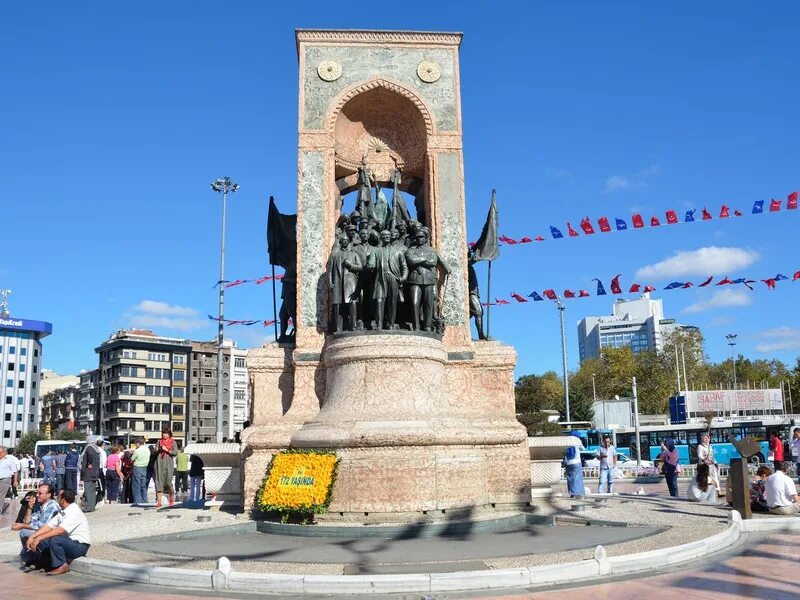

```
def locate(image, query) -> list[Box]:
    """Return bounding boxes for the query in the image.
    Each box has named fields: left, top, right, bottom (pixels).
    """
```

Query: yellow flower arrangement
left=258, top=450, right=338, bottom=516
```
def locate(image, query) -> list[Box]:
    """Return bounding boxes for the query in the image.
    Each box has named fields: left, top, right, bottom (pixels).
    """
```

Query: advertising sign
left=685, top=389, right=782, bottom=413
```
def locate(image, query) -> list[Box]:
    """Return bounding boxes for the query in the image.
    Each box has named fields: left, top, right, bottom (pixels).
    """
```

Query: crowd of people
left=1, top=428, right=208, bottom=575
left=563, top=428, right=800, bottom=516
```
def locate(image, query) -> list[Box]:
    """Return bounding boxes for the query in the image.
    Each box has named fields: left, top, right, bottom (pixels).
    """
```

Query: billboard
left=684, top=389, right=783, bottom=413
left=0, top=316, right=53, bottom=337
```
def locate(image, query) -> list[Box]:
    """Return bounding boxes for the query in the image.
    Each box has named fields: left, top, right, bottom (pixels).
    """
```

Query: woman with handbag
left=658, top=437, right=680, bottom=497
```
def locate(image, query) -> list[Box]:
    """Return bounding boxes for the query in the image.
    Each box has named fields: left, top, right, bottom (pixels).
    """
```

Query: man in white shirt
left=23, top=488, right=91, bottom=575
left=765, top=461, right=800, bottom=515
left=595, top=436, right=618, bottom=494
left=0, top=446, right=16, bottom=514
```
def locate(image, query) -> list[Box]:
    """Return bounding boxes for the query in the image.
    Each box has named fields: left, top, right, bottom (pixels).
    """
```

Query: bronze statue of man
left=367, top=229, right=408, bottom=329
left=467, top=248, right=485, bottom=340
left=328, top=235, right=361, bottom=332
left=405, top=227, right=450, bottom=332
left=279, top=258, right=297, bottom=341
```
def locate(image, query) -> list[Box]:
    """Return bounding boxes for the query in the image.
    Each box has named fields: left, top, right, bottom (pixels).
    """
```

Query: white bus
left=33, top=438, right=109, bottom=459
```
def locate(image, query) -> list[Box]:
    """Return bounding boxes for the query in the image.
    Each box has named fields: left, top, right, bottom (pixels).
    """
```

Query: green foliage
left=516, top=411, right=563, bottom=436
left=514, top=372, right=563, bottom=413
left=15, top=431, right=46, bottom=456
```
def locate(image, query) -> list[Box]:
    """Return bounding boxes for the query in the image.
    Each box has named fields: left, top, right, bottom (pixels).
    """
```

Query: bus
left=33, top=438, right=110, bottom=459
left=615, top=419, right=797, bottom=466
left=566, top=428, right=626, bottom=456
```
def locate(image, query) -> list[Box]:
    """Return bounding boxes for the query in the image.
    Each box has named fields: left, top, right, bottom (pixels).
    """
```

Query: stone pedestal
left=529, top=436, right=581, bottom=501
left=240, top=343, right=324, bottom=511
left=185, top=443, right=242, bottom=505
left=290, top=334, right=530, bottom=518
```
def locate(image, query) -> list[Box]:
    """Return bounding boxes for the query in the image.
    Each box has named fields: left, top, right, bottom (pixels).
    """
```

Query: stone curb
left=3, top=513, right=800, bottom=594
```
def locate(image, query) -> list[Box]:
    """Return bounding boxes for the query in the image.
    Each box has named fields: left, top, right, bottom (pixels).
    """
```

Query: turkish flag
left=543, top=289, right=558, bottom=300
left=610, top=274, right=622, bottom=294
left=720, top=205, right=730, bottom=218
left=788, top=192, right=799, bottom=210
left=598, top=217, right=612, bottom=232
left=629, top=283, right=641, bottom=293
left=762, top=279, right=776, bottom=290
left=496, top=298, right=510, bottom=305
left=650, top=216, right=661, bottom=226
left=666, top=210, right=678, bottom=224
left=632, top=214, right=644, bottom=228
left=716, top=277, right=734, bottom=285
left=643, top=285, right=656, bottom=293
left=534, top=236, right=545, bottom=241
left=519, top=237, right=533, bottom=243
left=564, top=290, right=576, bottom=298
left=770, top=199, right=781, bottom=212
left=579, top=290, right=590, bottom=297
left=793, top=271, right=800, bottom=281
left=511, top=293, right=528, bottom=303
left=567, top=223, right=580, bottom=237
left=683, top=282, right=694, bottom=288
left=580, top=218, right=596, bottom=234
left=734, top=210, right=743, bottom=217
left=499, top=235, right=518, bottom=245
left=702, top=208, right=713, bottom=220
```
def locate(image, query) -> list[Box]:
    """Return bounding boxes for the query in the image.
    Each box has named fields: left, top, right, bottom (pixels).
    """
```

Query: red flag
left=683, top=282, right=694, bottom=288
left=702, top=208, right=712, bottom=220
left=543, top=289, right=558, bottom=300
left=794, top=271, right=800, bottom=281
left=770, top=199, right=781, bottom=212
left=666, top=210, right=678, bottom=224
left=629, top=283, right=641, bottom=293
left=698, top=276, right=713, bottom=287
left=610, top=274, right=622, bottom=294
left=788, top=192, right=799, bottom=210
left=499, top=235, right=518, bottom=245
left=496, top=298, right=510, bottom=305
left=255, top=276, right=272, bottom=285
left=762, top=279, right=776, bottom=290
left=716, top=277, right=733, bottom=285
left=519, top=237, right=533, bottom=243
left=511, top=293, right=528, bottom=303
left=564, top=290, right=576, bottom=298
left=580, top=218, right=595, bottom=235
left=567, top=223, right=580, bottom=237
left=579, top=290, right=590, bottom=297
left=598, top=217, right=611, bottom=232
left=263, top=319, right=276, bottom=326
left=225, top=279, right=248, bottom=288
left=650, top=216, right=661, bottom=227
left=734, top=210, right=743, bottom=217
left=534, top=235, right=545, bottom=242
left=275, top=274, right=284, bottom=280
left=632, top=214, right=644, bottom=228
left=643, top=285, right=656, bottom=293
left=720, top=205, right=730, bottom=218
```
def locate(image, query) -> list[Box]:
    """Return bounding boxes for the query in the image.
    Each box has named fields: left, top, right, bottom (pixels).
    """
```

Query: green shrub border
left=256, top=449, right=339, bottom=521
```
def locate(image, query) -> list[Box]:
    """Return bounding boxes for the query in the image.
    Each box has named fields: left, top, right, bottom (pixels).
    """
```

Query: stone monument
left=242, top=30, right=531, bottom=519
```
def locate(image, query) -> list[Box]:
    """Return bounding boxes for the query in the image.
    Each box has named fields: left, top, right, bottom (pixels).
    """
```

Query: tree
left=597, top=347, right=636, bottom=398
left=15, top=431, right=46, bottom=456
left=515, top=372, right=563, bottom=413
left=634, top=349, right=674, bottom=414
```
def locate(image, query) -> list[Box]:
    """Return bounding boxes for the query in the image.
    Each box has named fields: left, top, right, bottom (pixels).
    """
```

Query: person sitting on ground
left=22, top=488, right=91, bottom=575
left=749, top=465, right=772, bottom=513
left=765, top=460, right=800, bottom=515
left=688, top=463, right=718, bottom=503
left=14, top=491, right=37, bottom=524
left=11, top=484, right=60, bottom=548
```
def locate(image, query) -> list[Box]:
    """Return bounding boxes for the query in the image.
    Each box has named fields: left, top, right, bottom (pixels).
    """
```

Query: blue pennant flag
left=614, top=218, right=627, bottom=231
left=528, top=291, right=544, bottom=301
left=550, top=226, right=564, bottom=239
left=775, top=273, right=789, bottom=281
left=685, top=209, right=696, bottom=222
left=752, top=200, right=764, bottom=214
left=593, top=278, right=607, bottom=295
left=664, top=282, right=684, bottom=290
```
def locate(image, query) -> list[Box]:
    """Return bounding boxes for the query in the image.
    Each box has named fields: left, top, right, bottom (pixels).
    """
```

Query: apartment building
left=96, top=329, right=190, bottom=445
left=40, top=383, right=79, bottom=435
left=77, top=368, right=100, bottom=435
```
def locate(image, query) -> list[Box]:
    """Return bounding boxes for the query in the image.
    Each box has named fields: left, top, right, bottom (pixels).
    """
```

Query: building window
left=20, top=381, right=26, bottom=389
left=145, top=385, right=154, bottom=396
left=30, top=398, right=35, bottom=406
left=9, top=347, right=15, bottom=355
left=203, top=403, right=212, bottom=411
left=234, top=390, right=245, bottom=400
left=145, top=403, right=153, bottom=413
left=20, top=348, right=26, bottom=356
left=16, top=414, right=22, bottom=422
left=173, top=421, right=184, bottom=432
left=234, top=357, right=245, bottom=368
left=173, top=370, right=185, bottom=381
left=172, top=404, right=184, bottom=416
left=6, top=380, right=12, bottom=388
left=17, top=397, right=23, bottom=405
left=4, top=415, right=10, bottom=422
left=204, top=371, right=212, bottom=378
left=173, top=387, right=185, bottom=398
left=19, top=364, right=25, bottom=373
left=173, top=355, right=186, bottom=365
left=34, top=349, right=38, bottom=357
left=4, top=396, right=10, bottom=405
left=6, top=363, right=13, bottom=371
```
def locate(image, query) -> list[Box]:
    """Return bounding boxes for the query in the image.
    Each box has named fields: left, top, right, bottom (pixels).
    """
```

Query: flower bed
left=257, top=450, right=339, bottom=521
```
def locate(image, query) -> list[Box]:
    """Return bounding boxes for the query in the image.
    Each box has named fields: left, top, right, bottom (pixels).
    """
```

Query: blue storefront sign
left=0, top=316, right=53, bottom=337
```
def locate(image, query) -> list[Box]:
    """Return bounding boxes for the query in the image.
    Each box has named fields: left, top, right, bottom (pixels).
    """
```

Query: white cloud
left=133, top=300, right=199, bottom=317
left=635, top=246, right=760, bottom=280
left=755, top=340, right=800, bottom=353
left=708, top=315, right=734, bottom=327
left=605, top=176, right=631, bottom=191
left=754, top=326, right=800, bottom=339
left=683, top=289, right=753, bottom=314
left=126, top=300, right=207, bottom=332
left=604, top=164, right=660, bottom=193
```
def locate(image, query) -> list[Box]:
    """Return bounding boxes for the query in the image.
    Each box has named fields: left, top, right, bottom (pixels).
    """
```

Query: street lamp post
left=557, top=300, right=570, bottom=423
left=211, top=177, right=239, bottom=443
left=726, top=333, right=738, bottom=415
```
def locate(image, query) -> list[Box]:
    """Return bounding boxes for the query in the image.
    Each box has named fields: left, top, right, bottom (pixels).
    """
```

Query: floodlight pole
left=557, top=300, right=570, bottom=422
left=211, top=177, right=239, bottom=443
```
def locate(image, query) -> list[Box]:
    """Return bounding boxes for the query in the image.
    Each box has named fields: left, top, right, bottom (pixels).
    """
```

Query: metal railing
left=562, top=461, right=797, bottom=481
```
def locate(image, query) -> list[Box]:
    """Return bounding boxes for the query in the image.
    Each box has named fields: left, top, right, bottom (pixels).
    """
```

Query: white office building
left=0, top=313, right=52, bottom=446
left=578, top=295, right=696, bottom=362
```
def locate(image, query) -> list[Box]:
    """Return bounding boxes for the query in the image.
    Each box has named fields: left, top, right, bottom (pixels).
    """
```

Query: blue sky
left=2, top=2, right=799, bottom=378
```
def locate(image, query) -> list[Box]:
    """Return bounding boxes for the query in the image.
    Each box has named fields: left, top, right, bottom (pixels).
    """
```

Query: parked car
left=580, top=451, right=653, bottom=469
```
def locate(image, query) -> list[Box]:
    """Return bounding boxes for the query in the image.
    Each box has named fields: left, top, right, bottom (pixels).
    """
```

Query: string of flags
left=213, top=274, right=284, bottom=289
left=474, top=191, right=798, bottom=247
left=481, top=270, right=800, bottom=306
left=208, top=315, right=278, bottom=327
